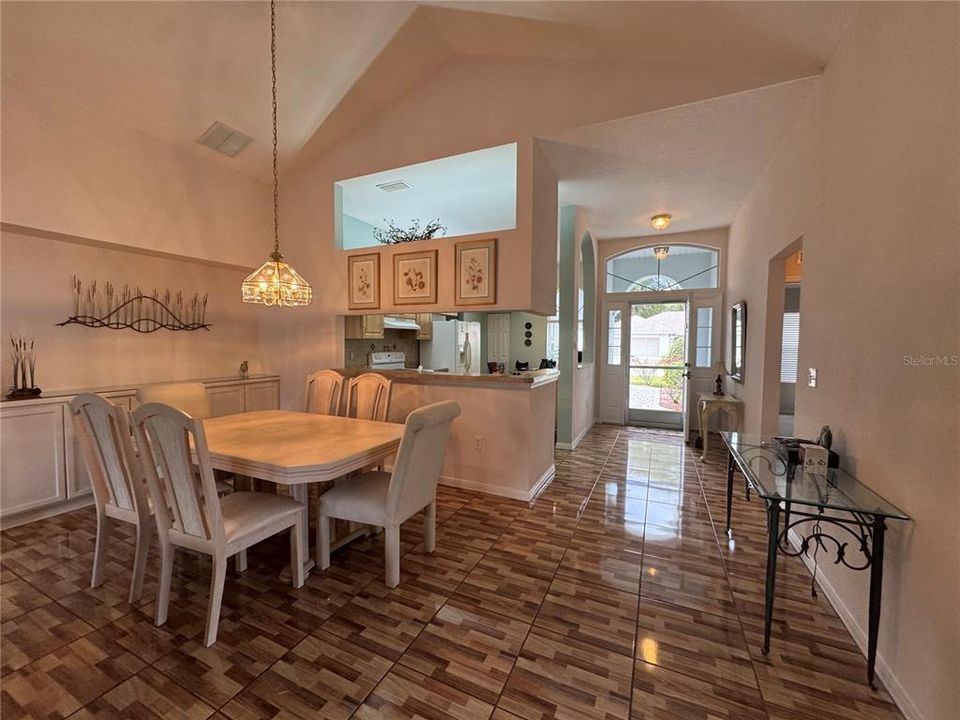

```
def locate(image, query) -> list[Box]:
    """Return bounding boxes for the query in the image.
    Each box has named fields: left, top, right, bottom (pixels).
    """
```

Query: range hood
left=383, top=315, right=421, bottom=331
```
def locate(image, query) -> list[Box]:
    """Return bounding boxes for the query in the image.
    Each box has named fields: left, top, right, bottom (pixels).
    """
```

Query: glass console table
left=721, top=432, right=910, bottom=688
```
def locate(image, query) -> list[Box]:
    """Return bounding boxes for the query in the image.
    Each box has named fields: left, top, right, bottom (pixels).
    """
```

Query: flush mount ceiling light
left=242, top=0, right=312, bottom=308
left=653, top=246, right=670, bottom=261
left=651, top=214, right=672, bottom=231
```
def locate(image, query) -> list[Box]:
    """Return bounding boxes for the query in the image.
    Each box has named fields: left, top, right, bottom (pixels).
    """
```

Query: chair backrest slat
left=386, top=401, right=460, bottom=522
left=69, top=394, right=142, bottom=513
left=137, top=382, right=211, bottom=419
left=347, top=373, right=392, bottom=422
left=133, top=402, right=223, bottom=543
left=305, top=370, right=344, bottom=416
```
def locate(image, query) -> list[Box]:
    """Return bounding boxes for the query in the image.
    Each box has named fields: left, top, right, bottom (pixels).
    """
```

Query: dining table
left=201, top=410, right=404, bottom=580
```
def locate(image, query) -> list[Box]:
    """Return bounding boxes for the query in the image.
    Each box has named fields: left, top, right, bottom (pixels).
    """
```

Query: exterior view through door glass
left=628, top=301, right=688, bottom=428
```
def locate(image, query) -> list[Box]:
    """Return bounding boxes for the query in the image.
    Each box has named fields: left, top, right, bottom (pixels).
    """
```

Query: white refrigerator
left=420, top=320, right=481, bottom=375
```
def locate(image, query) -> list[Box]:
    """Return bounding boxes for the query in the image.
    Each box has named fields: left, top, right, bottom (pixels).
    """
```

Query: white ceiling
left=541, top=77, right=820, bottom=240
left=2, top=2, right=852, bottom=183
left=339, top=143, right=517, bottom=242
left=0, top=1, right=415, bottom=180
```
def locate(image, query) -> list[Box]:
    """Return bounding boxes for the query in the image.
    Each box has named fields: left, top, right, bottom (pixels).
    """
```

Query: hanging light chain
left=270, top=0, right=280, bottom=259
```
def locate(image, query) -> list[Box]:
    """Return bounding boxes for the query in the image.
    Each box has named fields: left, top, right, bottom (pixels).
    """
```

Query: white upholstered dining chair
left=305, top=370, right=344, bottom=416
left=131, top=402, right=307, bottom=646
left=317, top=401, right=460, bottom=588
left=346, top=372, right=393, bottom=422
left=69, top=393, right=153, bottom=603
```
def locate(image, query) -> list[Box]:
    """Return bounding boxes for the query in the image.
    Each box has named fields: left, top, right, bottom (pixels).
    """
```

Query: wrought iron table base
left=726, top=449, right=887, bottom=689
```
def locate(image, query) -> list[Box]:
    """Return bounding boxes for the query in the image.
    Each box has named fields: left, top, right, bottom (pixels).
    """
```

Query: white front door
left=626, top=300, right=689, bottom=429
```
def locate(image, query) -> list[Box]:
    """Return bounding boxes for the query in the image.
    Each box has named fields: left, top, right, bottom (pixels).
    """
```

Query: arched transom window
left=606, top=245, right=719, bottom=293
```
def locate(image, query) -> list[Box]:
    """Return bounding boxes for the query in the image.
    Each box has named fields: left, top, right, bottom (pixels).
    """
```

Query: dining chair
left=305, top=370, right=344, bottom=416
left=346, top=372, right=393, bottom=422
left=317, top=401, right=460, bottom=587
left=69, top=393, right=153, bottom=603
left=137, top=381, right=237, bottom=495
left=131, top=402, right=307, bottom=646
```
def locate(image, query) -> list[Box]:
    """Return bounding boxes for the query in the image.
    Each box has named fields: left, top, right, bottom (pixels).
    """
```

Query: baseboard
left=1, top=495, right=95, bottom=530
left=556, top=421, right=594, bottom=451
left=786, top=529, right=924, bottom=720
left=440, top=464, right=556, bottom=503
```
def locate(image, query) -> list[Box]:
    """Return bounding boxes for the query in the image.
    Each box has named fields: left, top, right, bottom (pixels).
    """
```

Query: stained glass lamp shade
left=241, top=251, right=313, bottom=307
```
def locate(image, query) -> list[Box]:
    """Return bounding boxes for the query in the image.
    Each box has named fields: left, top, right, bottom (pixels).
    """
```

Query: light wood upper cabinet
left=345, top=314, right=385, bottom=339
left=1, top=404, right=67, bottom=515
left=416, top=313, right=433, bottom=340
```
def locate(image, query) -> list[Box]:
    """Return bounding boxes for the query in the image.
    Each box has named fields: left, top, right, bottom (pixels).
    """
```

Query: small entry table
left=697, top=393, right=744, bottom=461
left=721, top=431, right=909, bottom=688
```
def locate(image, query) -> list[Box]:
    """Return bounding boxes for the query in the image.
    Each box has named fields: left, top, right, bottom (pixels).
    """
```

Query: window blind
left=780, top=312, right=800, bottom=383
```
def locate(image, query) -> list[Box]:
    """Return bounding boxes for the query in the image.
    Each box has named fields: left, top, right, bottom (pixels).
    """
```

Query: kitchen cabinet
left=0, top=375, right=279, bottom=527
left=416, top=313, right=433, bottom=340
left=345, top=314, right=385, bottom=339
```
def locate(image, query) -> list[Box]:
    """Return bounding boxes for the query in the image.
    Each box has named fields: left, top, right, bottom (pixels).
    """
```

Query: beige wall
left=0, top=80, right=273, bottom=395
left=1, top=79, right=271, bottom=266
left=388, top=380, right=557, bottom=500
left=726, top=5, right=959, bottom=718
left=0, top=230, right=268, bottom=391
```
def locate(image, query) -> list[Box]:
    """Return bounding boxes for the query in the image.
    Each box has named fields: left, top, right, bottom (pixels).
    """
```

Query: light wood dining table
left=201, top=410, right=404, bottom=579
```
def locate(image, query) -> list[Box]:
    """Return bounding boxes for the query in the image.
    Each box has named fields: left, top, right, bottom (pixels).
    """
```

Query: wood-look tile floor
left=0, top=426, right=905, bottom=719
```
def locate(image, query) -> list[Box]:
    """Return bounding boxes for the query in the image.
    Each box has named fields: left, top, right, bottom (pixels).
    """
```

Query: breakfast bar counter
left=333, top=367, right=559, bottom=389
left=332, top=368, right=558, bottom=501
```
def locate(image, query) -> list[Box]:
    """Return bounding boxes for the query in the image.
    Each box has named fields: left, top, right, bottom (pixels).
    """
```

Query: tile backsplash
left=344, top=329, right=421, bottom=368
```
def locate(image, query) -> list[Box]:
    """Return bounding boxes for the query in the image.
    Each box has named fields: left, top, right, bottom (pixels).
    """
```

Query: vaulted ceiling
left=1, top=1, right=854, bottom=232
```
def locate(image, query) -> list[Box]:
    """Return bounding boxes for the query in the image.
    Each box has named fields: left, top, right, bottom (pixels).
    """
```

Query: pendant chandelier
left=242, top=0, right=312, bottom=307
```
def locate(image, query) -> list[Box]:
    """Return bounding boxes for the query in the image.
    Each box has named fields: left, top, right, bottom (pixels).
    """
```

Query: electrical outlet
left=808, top=368, right=818, bottom=388
left=474, top=436, right=483, bottom=451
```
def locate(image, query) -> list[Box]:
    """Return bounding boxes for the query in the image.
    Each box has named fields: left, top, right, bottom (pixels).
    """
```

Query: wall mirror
left=730, top=301, right=746, bottom=382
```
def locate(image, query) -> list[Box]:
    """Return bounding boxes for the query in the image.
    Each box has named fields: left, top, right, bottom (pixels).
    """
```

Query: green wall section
left=556, top=205, right=577, bottom=445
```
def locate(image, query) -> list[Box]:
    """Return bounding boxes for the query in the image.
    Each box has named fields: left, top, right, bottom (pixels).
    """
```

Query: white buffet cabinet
left=0, top=374, right=279, bottom=527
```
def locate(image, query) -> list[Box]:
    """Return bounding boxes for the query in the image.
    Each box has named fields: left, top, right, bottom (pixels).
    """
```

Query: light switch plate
left=808, top=368, right=818, bottom=387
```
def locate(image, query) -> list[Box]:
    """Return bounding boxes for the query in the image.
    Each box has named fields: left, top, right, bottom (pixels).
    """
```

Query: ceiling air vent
left=196, top=121, right=253, bottom=158
left=375, top=180, right=412, bottom=193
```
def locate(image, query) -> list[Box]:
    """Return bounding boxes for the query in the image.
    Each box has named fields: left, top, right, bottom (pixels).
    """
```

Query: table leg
left=725, top=450, right=735, bottom=536
left=762, top=501, right=781, bottom=655
left=281, top=484, right=315, bottom=583
left=867, top=516, right=886, bottom=689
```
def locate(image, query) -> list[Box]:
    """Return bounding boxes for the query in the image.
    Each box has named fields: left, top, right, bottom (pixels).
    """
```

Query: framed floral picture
left=347, top=253, right=380, bottom=310
left=393, top=249, right=438, bottom=305
left=455, top=238, right=497, bottom=306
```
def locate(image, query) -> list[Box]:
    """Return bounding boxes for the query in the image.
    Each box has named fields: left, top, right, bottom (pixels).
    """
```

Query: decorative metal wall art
left=7, top=335, right=41, bottom=399
left=58, top=277, right=210, bottom=333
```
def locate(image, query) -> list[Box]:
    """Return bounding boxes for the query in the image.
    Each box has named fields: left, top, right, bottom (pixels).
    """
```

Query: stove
left=369, top=351, right=406, bottom=370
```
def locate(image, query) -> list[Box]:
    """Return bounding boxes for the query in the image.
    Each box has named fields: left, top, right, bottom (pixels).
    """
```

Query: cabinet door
left=488, top=313, right=510, bottom=365
left=363, top=314, right=384, bottom=338
left=65, top=393, right=133, bottom=499
left=416, top=313, right=433, bottom=340
left=1, top=404, right=68, bottom=516
left=208, top=386, right=245, bottom=417
left=244, top=381, right=280, bottom=412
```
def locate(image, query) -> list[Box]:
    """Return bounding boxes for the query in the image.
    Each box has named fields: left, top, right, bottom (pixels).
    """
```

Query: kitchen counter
left=332, top=367, right=559, bottom=389
left=331, top=367, right=558, bottom=502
